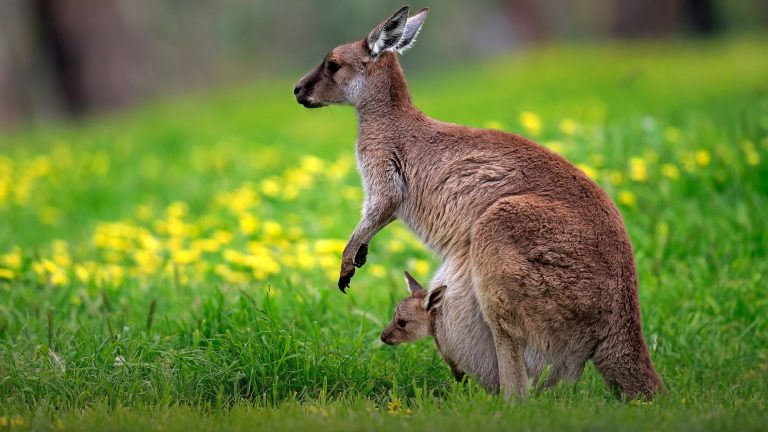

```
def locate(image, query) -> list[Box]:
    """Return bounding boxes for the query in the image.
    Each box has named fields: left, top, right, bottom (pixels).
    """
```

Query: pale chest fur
left=431, top=260, right=499, bottom=389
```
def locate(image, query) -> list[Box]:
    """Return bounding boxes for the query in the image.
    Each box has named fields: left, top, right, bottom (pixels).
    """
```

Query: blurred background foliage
left=0, top=0, right=766, bottom=127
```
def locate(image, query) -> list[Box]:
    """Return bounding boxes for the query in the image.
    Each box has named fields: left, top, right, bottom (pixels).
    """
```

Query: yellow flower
left=134, top=204, right=153, bottom=221
left=52, top=240, right=71, bottom=267
left=74, top=264, right=91, bottom=283
left=296, top=251, right=316, bottom=269
left=370, top=264, right=386, bottom=278
left=263, top=221, right=283, bottom=238
left=166, top=201, right=188, bottom=219
left=314, top=239, right=346, bottom=255
left=70, top=295, right=82, bottom=306
left=387, top=239, right=404, bottom=253
left=327, top=157, right=353, bottom=181
left=342, top=186, right=361, bottom=201
left=412, top=259, right=430, bottom=276
left=609, top=171, right=624, bottom=185
left=576, top=164, right=597, bottom=180
left=260, top=178, right=281, bottom=197
left=192, top=238, right=220, bottom=253
left=281, top=184, right=300, bottom=201
left=483, top=120, right=504, bottom=130
left=172, top=249, right=199, bottom=265
left=629, top=157, right=647, bottom=182
left=519, top=111, right=542, bottom=136
left=0, top=268, right=14, bottom=280
left=544, top=141, right=564, bottom=154
left=51, top=269, right=69, bottom=286
left=662, top=164, right=680, bottom=180
left=300, top=155, right=324, bottom=173
left=695, top=150, right=710, bottom=166
left=239, top=213, right=259, bottom=235
left=681, top=152, right=696, bottom=172
left=618, top=190, right=636, bottom=207
left=1, top=247, right=22, bottom=269
left=212, top=230, right=233, bottom=245
left=742, top=140, right=760, bottom=166
left=387, top=397, right=401, bottom=413
left=559, top=118, right=577, bottom=135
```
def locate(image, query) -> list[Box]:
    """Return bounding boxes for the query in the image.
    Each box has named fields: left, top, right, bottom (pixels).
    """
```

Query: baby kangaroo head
left=380, top=271, right=446, bottom=345
left=293, top=5, right=428, bottom=108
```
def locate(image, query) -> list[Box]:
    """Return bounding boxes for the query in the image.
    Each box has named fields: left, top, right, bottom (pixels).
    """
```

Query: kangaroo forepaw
left=353, top=243, right=368, bottom=267
left=338, top=265, right=356, bottom=293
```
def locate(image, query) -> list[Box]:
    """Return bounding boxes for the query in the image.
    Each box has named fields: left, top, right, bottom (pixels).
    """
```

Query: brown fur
left=295, top=6, right=665, bottom=401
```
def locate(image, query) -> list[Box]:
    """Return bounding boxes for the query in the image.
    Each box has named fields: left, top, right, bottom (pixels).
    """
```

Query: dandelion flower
left=559, top=118, right=577, bottom=135
left=519, top=111, right=542, bottom=136
left=0, top=268, right=14, bottom=280
left=609, top=171, right=624, bottom=185
left=263, top=221, right=283, bottom=238
left=239, top=213, right=259, bottom=235
left=662, top=164, right=680, bottom=180
left=577, top=164, right=597, bottom=180
left=0, top=247, right=22, bottom=269
left=695, top=150, right=710, bottom=166
left=370, top=264, right=386, bottom=278
left=629, top=157, right=647, bottom=182
left=387, top=239, right=405, bottom=253
left=412, top=259, right=430, bottom=276
left=260, top=178, right=281, bottom=197
left=545, top=141, right=565, bottom=154
left=387, top=397, right=401, bottom=413
left=483, top=120, right=505, bottom=130
left=618, top=190, right=636, bottom=207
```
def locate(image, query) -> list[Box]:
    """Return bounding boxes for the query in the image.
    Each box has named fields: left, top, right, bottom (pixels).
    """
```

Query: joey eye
left=327, top=61, right=341, bottom=75
left=397, top=319, right=407, bottom=328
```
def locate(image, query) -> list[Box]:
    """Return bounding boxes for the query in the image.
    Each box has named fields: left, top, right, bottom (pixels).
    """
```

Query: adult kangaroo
left=294, top=5, right=665, bottom=400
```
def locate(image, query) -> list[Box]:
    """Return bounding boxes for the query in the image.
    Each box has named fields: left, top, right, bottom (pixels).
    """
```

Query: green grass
left=1, top=37, right=767, bottom=431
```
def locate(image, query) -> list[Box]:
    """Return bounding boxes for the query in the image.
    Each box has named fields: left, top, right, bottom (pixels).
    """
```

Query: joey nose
left=293, top=84, right=302, bottom=96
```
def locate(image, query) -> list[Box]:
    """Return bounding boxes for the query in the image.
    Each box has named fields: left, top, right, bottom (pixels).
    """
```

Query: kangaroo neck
left=355, top=53, right=419, bottom=129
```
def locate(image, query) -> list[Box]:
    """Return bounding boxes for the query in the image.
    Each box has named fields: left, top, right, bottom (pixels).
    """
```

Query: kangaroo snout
left=293, top=69, right=326, bottom=108
left=380, top=330, right=396, bottom=345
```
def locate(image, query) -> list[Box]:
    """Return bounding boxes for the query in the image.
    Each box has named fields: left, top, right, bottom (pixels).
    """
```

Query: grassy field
left=1, top=38, right=767, bottom=431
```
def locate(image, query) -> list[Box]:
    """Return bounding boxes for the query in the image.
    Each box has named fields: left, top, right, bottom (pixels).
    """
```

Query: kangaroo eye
left=397, top=320, right=407, bottom=328
left=327, top=61, right=341, bottom=75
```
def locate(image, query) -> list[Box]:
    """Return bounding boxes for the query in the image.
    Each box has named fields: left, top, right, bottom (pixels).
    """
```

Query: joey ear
left=395, top=8, right=428, bottom=53
left=404, top=271, right=427, bottom=298
left=422, top=285, right=446, bottom=311
left=367, top=5, right=410, bottom=57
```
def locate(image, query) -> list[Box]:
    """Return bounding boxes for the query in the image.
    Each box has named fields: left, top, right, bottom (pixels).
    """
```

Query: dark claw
left=353, top=243, right=368, bottom=268
left=338, top=273, right=352, bottom=293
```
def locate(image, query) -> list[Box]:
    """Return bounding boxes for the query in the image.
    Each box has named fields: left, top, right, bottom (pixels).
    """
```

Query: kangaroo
left=294, top=5, right=665, bottom=400
left=381, top=272, right=498, bottom=390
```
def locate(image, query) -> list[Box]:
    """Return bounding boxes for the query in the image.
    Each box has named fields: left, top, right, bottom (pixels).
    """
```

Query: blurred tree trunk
left=613, top=0, right=720, bottom=37
left=31, top=0, right=140, bottom=116
left=497, top=0, right=550, bottom=42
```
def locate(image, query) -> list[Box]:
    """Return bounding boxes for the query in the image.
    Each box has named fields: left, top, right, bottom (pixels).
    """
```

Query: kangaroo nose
left=293, top=84, right=302, bottom=95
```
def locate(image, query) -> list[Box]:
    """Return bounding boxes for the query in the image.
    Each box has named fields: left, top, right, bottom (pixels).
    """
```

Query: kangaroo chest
left=434, top=286, right=499, bottom=390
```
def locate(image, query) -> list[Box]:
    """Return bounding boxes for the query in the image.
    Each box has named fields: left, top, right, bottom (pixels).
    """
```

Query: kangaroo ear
left=422, top=285, right=446, bottom=311
left=404, top=271, right=427, bottom=298
left=395, top=8, right=428, bottom=54
left=367, top=5, right=410, bottom=57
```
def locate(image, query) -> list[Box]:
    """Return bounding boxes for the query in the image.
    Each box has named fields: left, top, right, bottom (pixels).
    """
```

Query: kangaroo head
left=381, top=271, right=446, bottom=345
left=293, top=5, right=428, bottom=108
